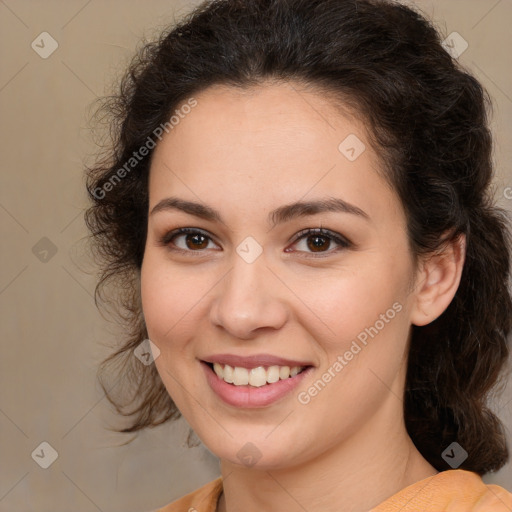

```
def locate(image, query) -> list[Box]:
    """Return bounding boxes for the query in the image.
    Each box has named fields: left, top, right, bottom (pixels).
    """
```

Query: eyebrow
left=150, top=196, right=370, bottom=226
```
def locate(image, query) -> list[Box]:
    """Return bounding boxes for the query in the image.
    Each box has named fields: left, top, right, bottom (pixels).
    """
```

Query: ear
left=410, top=234, right=466, bottom=327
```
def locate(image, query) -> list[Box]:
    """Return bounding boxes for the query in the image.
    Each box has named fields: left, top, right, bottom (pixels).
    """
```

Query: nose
left=209, top=252, right=289, bottom=340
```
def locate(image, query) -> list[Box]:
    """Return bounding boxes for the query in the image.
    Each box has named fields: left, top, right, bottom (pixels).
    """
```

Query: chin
left=198, top=430, right=311, bottom=471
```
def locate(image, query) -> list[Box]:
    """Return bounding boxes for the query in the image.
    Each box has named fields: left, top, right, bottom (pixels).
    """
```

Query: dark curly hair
left=85, top=0, right=512, bottom=475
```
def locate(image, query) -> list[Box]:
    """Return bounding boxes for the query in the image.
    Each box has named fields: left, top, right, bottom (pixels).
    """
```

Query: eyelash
left=159, top=227, right=352, bottom=257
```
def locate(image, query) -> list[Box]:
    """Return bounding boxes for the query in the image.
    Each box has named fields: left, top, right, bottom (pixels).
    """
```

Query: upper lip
left=202, top=353, right=314, bottom=369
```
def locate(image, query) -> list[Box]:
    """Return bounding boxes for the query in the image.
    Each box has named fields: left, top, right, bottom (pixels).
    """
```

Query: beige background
left=1, top=1, right=511, bottom=510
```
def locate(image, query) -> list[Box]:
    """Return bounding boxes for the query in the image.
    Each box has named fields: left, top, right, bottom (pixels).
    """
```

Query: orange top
left=155, top=470, right=512, bottom=512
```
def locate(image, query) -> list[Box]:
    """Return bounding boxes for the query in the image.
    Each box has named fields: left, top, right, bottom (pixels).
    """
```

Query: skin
left=140, top=81, right=465, bottom=512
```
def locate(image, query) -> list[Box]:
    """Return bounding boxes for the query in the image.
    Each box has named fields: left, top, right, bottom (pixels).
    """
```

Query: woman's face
left=141, top=82, right=419, bottom=469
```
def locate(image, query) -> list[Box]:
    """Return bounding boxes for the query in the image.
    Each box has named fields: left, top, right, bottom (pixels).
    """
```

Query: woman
left=86, top=0, right=512, bottom=510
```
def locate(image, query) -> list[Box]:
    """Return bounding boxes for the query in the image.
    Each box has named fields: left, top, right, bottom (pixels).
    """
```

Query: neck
left=216, top=395, right=437, bottom=512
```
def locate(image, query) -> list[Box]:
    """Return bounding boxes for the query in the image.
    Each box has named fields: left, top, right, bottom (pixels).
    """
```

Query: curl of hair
left=86, top=0, right=511, bottom=473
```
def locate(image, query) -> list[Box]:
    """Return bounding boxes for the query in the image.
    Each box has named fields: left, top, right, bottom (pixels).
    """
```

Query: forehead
left=159, top=81, right=369, bottom=159
left=148, top=81, right=400, bottom=223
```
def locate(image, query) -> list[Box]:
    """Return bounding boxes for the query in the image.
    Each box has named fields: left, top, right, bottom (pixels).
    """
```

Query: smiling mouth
left=204, top=361, right=311, bottom=387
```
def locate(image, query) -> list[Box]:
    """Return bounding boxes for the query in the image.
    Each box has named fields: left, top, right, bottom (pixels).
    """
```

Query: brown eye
left=161, top=228, right=219, bottom=252
left=287, top=228, right=351, bottom=256
left=307, top=234, right=331, bottom=252
left=185, top=233, right=209, bottom=250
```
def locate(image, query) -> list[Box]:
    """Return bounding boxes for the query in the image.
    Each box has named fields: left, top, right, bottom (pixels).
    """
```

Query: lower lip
left=201, top=362, right=313, bottom=408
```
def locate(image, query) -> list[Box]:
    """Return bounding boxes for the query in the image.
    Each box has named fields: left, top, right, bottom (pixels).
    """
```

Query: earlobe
left=410, top=235, right=466, bottom=327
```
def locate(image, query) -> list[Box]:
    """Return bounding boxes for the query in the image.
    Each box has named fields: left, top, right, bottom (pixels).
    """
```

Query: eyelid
left=286, top=227, right=352, bottom=255
left=160, top=226, right=352, bottom=257
left=159, top=227, right=221, bottom=252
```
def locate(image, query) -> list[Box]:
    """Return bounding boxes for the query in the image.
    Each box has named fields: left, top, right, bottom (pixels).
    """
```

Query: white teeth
left=213, top=363, right=223, bottom=378
left=233, top=366, right=249, bottom=385
left=223, top=364, right=234, bottom=384
left=279, top=366, right=290, bottom=379
left=267, top=365, right=280, bottom=383
left=249, top=367, right=267, bottom=387
left=210, top=363, right=306, bottom=387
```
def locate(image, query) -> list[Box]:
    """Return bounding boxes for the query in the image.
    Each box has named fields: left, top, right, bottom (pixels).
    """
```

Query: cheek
left=288, top=260, right=408, bottom=351
left=140, top=253, right=208, bottom=345
left=292, top=271, right=410, bottom=439
left=140, top=254, right=212, bottom=408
